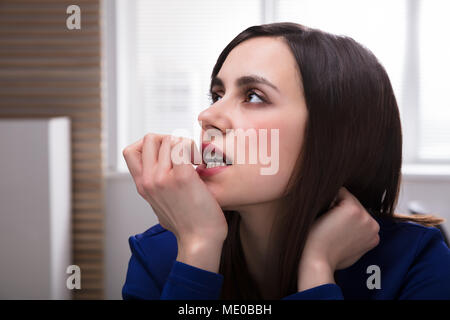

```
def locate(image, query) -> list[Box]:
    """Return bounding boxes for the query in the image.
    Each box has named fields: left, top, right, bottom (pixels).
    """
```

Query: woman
left=121, top=22, right=450, bottom=300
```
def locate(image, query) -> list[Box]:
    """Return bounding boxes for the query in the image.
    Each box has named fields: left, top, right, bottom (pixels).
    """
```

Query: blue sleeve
left=122, top=236, right=224, bottom=300
left=398, top=227, right=450, bottom=299
left=281, top=283, right=344, bottom=300
left=160, top=261, right=224, bottom=299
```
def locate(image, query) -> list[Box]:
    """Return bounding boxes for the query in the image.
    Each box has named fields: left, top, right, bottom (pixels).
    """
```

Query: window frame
left=104, top=0, right=450, bottom=176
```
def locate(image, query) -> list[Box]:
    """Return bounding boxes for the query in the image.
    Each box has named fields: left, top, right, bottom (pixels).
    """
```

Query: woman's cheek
left=242, top=162, right=289, bottom=202
left=202, top=123, right=299, bottom=206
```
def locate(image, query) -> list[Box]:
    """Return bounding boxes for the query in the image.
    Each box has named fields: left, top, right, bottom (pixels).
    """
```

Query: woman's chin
left=211, top=194, right=236, bottom=210
left=203, top=183, right=242, bottom=210
left=204, top=182, right=224, bottom=198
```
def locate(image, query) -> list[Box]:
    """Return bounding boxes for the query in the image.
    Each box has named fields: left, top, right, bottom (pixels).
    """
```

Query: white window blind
left=277, top=0, right=406, bottom=111
left=418, top=0, right=450, bottom=161
left=113, top=0, right=450, bottom=172
left=276, top=0, right=450, bottom=163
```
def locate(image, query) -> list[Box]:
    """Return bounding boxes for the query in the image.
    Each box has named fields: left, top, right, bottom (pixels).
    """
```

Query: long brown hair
left=214, top=22, right=444, bottom=300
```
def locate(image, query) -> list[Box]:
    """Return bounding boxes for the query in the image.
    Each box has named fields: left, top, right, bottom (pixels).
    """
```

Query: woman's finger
left=335, top=186, right=355, bottom=204
left=142, top=133, right=163, bottom=173
left=171, top=138, right=190, bottom=168
left=157, top=135, right=176, bottom=171
left=172, top=138, right=203, bottom=166
left=191, top=140, right=203, bottom=165
left=122, top=138, right=144, bottom=178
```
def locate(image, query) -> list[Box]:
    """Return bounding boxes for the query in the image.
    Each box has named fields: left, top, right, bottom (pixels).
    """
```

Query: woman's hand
left=297, top=187, right=380, bottom=292
left=122, top=134, right=228, bottom=273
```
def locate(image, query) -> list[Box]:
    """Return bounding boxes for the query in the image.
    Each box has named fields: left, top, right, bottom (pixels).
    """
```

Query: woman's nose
left=197, top=103, right=232, bottom=134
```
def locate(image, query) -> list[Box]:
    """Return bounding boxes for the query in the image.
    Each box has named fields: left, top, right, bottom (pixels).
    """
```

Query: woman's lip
left=196, top=163, right=230, bottom=177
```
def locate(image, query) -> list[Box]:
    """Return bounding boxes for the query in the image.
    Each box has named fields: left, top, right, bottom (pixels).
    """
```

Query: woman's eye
left=208, top=90, right=266, bottom=105
left=208, top=92, right=221, bottom=104
left=246, top=91, right=264, bottom=104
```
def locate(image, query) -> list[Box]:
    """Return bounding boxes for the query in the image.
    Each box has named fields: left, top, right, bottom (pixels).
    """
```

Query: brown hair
left=213, top=22, right=444, bottom=300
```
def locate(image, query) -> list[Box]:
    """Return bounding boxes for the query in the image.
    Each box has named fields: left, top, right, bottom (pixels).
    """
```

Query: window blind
left=277, top=0, right=450, bottom=162
left=116, top=0, right=450, bottom=169
left=417, top=0, right=450, bottom=160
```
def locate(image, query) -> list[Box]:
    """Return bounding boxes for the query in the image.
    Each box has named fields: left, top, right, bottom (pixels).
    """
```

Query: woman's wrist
left=176, top=237, right=224, bottom=274
left=297, top=257, right=336, bottom=292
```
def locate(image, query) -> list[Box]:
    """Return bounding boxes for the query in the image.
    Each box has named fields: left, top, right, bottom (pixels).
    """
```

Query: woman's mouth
left=196, top=163, right=230, bottom=177
left=197, top=142, right=233, bottom=177
left=205, top=161, right=229, bottom=169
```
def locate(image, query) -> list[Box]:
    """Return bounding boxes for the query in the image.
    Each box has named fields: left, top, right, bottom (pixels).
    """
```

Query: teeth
left=204, top=153, right=223, bottom=163
left=203, top=149, right=233, bottom=166
left=206, top=162, right=227, bottom=169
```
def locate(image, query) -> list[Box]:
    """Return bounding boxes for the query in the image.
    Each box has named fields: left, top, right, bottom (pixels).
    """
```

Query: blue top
left=122, top=214, right=450, bottom=300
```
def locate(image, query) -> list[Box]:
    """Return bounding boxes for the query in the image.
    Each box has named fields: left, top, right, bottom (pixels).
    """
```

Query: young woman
left=121, top=22, right=450, bottom=300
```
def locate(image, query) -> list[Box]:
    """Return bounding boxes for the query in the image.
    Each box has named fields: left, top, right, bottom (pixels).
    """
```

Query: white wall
left=104, top=171, right=450, bottom=299
left=0, top=118, right=72, bottom=299
left=397, top=173, right=450, bottom=229
left=104, top=173, right=157, bottom=300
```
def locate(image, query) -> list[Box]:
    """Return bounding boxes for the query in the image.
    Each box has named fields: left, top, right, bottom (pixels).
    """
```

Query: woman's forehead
left=217, top=37, right=302, bottom=96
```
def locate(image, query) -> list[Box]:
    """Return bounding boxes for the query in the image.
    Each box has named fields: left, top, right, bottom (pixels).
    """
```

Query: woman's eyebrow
left=210, top=75, right=280, bottom=93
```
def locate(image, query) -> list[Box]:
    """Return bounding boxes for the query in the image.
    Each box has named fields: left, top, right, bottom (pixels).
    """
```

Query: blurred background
left=0, top=0, right=449, bottom=299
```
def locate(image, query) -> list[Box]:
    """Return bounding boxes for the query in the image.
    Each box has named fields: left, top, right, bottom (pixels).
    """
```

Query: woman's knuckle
left=346, top=202, right=360, bottom=217
left=153, top=174, right=167, bottom=188
left=143, top=133, right=155, bottom=143
left=136, top=184, right=146, bottom=197
left=122, top=146, right=131, bottom=157
left=372, top=234, right=380, bottom=246
left=142, top=177, right=155, bottom=191
left=163, top=135, right=171, bottom=144
left=361, top=213, right=371, bottom=224
left=372, top=221, right=380, bottom=233
left=175, top=168, right=192, bottom=183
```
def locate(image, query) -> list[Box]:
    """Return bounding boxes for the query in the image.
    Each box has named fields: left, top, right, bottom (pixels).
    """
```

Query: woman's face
left=197, top=36, right=308, bottom=210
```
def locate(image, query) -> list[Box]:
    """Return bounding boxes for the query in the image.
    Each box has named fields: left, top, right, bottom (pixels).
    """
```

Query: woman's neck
left=236, top=199, right=283, bottom=295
